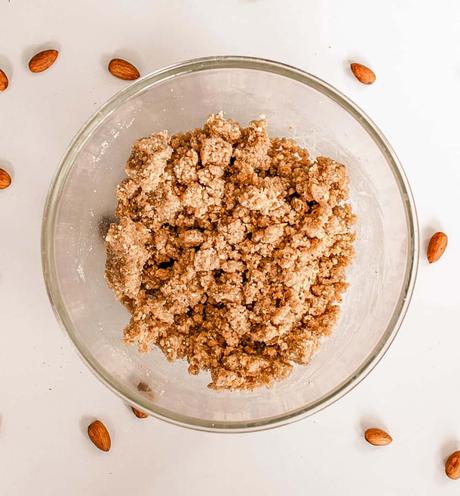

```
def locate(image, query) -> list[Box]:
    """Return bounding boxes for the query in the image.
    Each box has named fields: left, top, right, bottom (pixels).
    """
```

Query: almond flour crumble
left=105, top=113, right=356, bottom=390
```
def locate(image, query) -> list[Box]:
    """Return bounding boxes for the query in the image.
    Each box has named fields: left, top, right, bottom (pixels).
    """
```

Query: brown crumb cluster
left=105, top=113, right=355, bottom=390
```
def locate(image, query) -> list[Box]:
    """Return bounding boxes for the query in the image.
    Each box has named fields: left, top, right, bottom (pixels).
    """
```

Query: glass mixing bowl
left=42, top=56, right=418, bottom=432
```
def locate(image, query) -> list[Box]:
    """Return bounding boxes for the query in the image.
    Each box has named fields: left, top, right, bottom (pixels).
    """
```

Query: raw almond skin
left=0, top=168, right=11, bottom=189
left=427, top=231, right=448, bottom=263
left=350, top=63, right=376, bottom=85
left=108, top=58, right=140, bottom=81
left=0, top=69, right=8, bottom=91
left=87, top=420, right=111, bottom=452
left=131, top=407, right=149, bottom=419
left=446, top=451, right=460, bottom=480
left=29, top=49, right=59, bottom=73
left=364, top=428, right=392, bottom=446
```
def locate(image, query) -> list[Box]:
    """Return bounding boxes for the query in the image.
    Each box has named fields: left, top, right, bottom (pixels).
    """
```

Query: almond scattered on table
left=427, top=231, right=448, bottom=263
left=0, top=69, right=8, bottom=91
left=350, top=62, right=376, bottom=85
left=364, top=427, right=392, bottom=446
left=0, top=168, right=11, bottom=189
left=29, top=49, right=59, bottom=73
left=446, top=451, right=460, bottom=480
left=108, top=58, right=140, bottom=81
left=131, top=407, right=149, bottom=419
left=87, top=420, right=111, bottom=452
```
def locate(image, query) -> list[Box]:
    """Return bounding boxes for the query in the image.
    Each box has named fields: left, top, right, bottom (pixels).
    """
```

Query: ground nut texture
left=105, top=114, right=356, bottom=390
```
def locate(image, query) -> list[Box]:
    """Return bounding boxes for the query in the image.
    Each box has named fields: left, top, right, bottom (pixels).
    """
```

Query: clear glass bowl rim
left=41, top=55, right=419, bottom=433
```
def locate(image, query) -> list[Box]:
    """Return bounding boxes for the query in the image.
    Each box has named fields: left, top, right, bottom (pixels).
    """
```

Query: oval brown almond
left=0, top=168, right=11, bottom=189
left=29, top=49, right=59, bottom=73
left=427, top=231, right=448, bottom=263
left=87, top=420, right=111, bottom=452
left=108, top=58, right=140, bottom=81
left=132, top=406, right=149, bottom=419
left=350, top=62, right=376, bottom=85
left=446, top=450, right=460, bottom=480
left=0, top=69, right=8, bottom=91
left=364, top=427, right=392, bottom=446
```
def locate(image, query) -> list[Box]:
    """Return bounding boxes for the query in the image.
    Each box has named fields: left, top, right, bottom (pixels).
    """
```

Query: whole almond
left=87, top=420, right=111, bottom=452
left=364, top=427, right=392, bottom=446
left=108, top=58, right=140, bottom=81
left=132, top=407, right=149, bottom=419
left=350, top=63, right=376, bottom=85
left=446, top=451, right=460, bottom=480
left=0, top=69, right=8, bottom=91
left=0, top=168, right=11, bottom=189
left=427, top=231, right=448, bottom=263
left=29, top=49, right=59, bottom=73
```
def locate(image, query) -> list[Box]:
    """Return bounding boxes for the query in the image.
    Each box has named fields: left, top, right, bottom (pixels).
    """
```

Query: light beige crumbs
left=105, top=113, right=356, bottom=390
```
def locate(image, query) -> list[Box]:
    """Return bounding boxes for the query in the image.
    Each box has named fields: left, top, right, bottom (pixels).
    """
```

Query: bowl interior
left=43, top=58, right=417, bottom=431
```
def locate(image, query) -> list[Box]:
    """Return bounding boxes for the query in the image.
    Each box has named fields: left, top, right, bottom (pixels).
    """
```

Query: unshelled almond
left=0, top=69, right=8, bottom=91
left=87, top=420, right=111, bottom=452
left=364, top=428, right=392, bottom=446
left=446, top=451, right=460, bottom=480
left=0, top=168, right=11, bottom=189
left=108, top=58, right=140, bottom=81
left=132, top=407, right=149, bottom=419
left=350, top=63, right=376, bottom=85
left=29, top=49, right=59, bottom=73
left=427, top=231, right=448, bottom=263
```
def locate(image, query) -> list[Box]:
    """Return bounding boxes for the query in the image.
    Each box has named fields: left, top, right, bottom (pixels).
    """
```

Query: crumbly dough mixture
left=105, top=113, right=355, bottom=390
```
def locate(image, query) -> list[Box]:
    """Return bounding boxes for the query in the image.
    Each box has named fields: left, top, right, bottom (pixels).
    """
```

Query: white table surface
left=1, top=1, right=460, bottom=494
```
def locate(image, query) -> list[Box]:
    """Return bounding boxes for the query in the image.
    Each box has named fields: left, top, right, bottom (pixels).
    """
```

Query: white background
left=1, top=1, right=459, bottom=494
